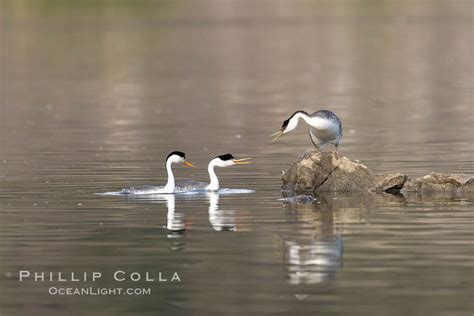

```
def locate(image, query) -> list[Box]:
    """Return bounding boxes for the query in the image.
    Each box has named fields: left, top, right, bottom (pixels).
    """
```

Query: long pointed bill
left=271, top=131, right=284, bottom=142
left=233, top=158, right=252, bottom=165
left=183, top=161, right=195, bottom=168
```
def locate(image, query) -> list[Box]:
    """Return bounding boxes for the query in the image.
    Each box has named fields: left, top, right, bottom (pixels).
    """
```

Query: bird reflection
left=279, top=195, right=349, bottom=286
left=162, top=194, right=186, bottom=233
left=138, top=192, right=240, bottom=234
left=134, top=194, right=187, bottom=250
left=283, top=235, right=343, bottom=285
left=207, top=192, right=237, bottom=231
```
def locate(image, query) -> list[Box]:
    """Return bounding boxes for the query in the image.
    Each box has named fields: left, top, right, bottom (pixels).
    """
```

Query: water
left=1, top=1, right=473, bottom=315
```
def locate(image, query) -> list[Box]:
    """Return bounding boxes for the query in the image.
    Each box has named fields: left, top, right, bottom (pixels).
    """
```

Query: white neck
left=287, top=112, right=312, bottom=132
left=291, top=112, right=330, bottom=132
left=206, top=160, right=219, bottom=191
left=164, top=159, right=175, bottom=192
left=293, top=112, right=311, bottom=123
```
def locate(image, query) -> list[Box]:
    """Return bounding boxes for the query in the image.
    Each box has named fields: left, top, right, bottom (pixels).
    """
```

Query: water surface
left=0, top=1, right=473, bottom=315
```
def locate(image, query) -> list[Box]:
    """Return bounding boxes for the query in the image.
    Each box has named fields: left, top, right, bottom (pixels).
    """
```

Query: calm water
left=1, top=1, right=473, bottom=315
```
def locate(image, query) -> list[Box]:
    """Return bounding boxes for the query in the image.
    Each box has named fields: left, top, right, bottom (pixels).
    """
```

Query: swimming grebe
left=118, top=151, right=195, bottom=194
left=176, top=154, right=251, bottom=192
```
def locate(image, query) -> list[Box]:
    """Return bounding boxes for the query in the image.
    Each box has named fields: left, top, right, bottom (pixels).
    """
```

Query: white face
left=169, top=154, right=185, bottom=164
left=283, top=116, right=299, bottom=134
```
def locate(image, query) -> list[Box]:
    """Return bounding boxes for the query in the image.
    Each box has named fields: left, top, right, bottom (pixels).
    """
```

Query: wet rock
left=401, top=172, right=474, bottom=195
left=282, top=150, right=402, bottom=193
left=372, top=173, right=408, bottom=193
left=282, top=150, right=472, bottom=195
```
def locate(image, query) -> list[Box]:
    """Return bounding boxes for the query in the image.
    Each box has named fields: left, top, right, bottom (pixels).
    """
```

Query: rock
left=372, top=173, right=408, bottom=193
left=282, top=150, right=472, bottom=195
left=282, top=150, right=406, bottom=193
left=401, top=172, right=474, bottom=195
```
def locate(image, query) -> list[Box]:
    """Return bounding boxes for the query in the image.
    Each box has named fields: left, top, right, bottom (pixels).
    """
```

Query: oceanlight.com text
left=48, top=287, right=152, bottom=296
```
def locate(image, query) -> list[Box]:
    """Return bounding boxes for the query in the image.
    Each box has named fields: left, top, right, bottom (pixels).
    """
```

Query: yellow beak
left=183, top=161, right=195, bottom=168
left=271, top=130, right=284, bottom=142
left=233, top=158, right=252, bottom=165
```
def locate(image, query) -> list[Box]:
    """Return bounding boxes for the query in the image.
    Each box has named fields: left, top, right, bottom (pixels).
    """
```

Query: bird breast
left=309, top=117, right=340, bottom=140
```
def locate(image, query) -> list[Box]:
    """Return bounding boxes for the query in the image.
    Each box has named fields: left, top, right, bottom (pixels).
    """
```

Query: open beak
left=271, top=130, right=284, bottom=142
left=183, top=161, right=195, bottom=168
left=233, top=158, right=252, bottom=165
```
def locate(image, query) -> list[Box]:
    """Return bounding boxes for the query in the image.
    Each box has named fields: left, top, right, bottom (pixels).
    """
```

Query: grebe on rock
left=272, top=110, right=342, bottom=151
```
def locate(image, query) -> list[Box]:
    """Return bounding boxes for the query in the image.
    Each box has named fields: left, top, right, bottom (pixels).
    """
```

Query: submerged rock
left=282, top=150, right=472, bottom=195
left=279, top=195, right=316, bottom=204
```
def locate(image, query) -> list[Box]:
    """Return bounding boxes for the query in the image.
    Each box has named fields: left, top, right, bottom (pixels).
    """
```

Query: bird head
left=271, top=111, right=306, bottom=142
left=166, top=151, right=195, bottom=167
left=213, top=154, right=252, bottom=167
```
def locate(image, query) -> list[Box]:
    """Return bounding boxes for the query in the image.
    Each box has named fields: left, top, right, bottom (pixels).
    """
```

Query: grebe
left=271, top=110, right=342, bottom=151
left=117, top=151, right=195, bottom=195
left=176, top=154, right=251, bottom=192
